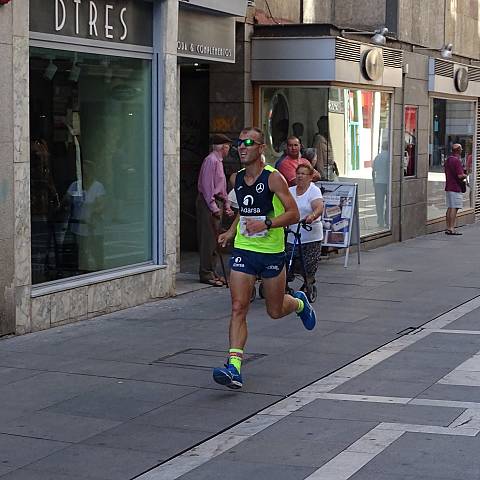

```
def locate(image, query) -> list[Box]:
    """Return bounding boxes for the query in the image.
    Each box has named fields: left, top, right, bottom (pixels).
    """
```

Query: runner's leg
left=212, top=269, right=255, bottom=389
left=228, top=270, right=256, bottom=349
left=262, top=267, right=299, bottom=319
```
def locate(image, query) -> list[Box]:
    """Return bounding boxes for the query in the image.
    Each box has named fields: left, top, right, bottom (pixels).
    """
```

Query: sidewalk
left=1, top=224, right=480, bottom=479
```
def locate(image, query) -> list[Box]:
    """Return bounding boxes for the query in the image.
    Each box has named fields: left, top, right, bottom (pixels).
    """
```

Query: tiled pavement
left=2, top=224, right=480, bottom=479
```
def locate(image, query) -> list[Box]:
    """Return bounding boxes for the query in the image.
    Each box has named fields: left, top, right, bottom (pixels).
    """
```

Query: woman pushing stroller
left=286, top=163, right=324, bottom=292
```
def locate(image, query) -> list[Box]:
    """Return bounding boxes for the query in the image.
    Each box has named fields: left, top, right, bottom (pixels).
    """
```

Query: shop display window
left=260, top=86, right=391, bottom=236
left=427, top=98, right=475, bottom=220
left=30, top=47, right=152, bottom=284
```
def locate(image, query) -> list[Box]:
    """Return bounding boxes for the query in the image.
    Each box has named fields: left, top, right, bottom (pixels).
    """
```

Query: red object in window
left=362, top=91, right=373, bottom=128
left=0, top=0, right=12, bottom=5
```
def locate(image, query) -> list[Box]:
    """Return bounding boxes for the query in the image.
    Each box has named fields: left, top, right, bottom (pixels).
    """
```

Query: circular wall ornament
left=362, top=48, right=384, bottom=81
left=454, top=67, right=469, bottom=92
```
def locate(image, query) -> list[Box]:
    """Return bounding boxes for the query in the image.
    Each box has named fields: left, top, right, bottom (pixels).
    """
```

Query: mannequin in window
left=65, top=160, right=106, bottom=273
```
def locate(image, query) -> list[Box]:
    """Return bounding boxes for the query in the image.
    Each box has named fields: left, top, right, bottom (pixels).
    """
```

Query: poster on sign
left=316, top=182, right=360, bottom=267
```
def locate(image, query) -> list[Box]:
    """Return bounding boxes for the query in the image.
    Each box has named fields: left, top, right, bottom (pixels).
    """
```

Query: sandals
left=445, top=230, right=462, bottom=235
left=200, top=278, right=224, bottom=287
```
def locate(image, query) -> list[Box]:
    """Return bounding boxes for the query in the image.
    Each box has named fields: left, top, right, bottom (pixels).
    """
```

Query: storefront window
left=30, top=48, right=152, bottom=284
left=404, top=106, right=417, bottom=177
left=261, top=86, right=391, bottom=236
left=428, top=98, right=475, bottom=220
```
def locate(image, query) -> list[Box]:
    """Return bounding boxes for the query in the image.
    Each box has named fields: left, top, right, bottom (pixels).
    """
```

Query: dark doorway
left=179, top=64, right=209, bottom=258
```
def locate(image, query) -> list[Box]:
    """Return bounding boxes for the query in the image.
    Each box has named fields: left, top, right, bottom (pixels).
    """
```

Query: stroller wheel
left=258, top=281, right=265, bottom=299
left=306, top=284, right=317, bottom=303
left=250, top=285, right=256, bottom=303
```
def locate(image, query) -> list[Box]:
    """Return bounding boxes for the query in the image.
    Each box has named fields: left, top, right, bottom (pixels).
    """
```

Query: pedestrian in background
left=372, top=140, right=390, bottom=228
left=277, top=136, right=320, bottom=186
left=444, top=143, right=467, bottom=235
left=196, top=134, right=234, bottom=286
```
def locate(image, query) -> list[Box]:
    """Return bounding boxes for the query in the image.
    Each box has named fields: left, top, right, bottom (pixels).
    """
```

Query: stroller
left=285, top=219, right=317, bottom=303
left=251, top=219, right=318, bottom=303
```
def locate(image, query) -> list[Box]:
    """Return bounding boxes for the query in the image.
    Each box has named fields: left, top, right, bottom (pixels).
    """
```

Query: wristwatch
left=264, top=217, right=273, bottom=229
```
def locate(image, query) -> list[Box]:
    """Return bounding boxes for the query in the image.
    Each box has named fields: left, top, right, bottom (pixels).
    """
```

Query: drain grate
left=151, top=348, right=266, bottom=369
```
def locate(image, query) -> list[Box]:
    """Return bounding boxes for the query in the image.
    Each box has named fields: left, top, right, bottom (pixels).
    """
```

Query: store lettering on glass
left=54, top=0, right=128, bottom=41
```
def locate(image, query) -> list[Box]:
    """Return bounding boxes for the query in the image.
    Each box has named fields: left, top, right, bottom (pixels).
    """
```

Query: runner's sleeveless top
left=234, top=164, right=285, bottom=254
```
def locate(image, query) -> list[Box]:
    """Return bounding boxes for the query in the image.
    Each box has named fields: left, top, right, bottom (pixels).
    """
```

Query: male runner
left=214, top=127, right=317, bottom=389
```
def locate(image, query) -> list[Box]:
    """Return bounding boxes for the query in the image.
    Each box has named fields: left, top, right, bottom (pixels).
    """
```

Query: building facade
left=0, top=0, right=248, bottom=336
left=1, top=0, right=479, bottom=335
left=250, top=0, right=480, bottom=246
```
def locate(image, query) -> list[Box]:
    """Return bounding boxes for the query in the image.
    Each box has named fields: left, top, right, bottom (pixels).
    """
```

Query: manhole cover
left=152, top=348, right=266, bottom=369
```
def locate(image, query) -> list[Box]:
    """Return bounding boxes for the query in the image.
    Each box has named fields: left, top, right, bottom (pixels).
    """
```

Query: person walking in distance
left=196, top=134, right=234, bottom=286
left=214, top=127, right=317, bottom=389
left=444, top=143, right=467, bottom=235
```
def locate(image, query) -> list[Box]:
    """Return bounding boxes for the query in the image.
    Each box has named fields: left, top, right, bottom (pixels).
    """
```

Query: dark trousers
left=196, top=194, right=222, bottom=281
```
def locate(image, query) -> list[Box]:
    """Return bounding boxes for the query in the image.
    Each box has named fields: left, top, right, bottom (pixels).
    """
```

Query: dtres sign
left=53, top=0, right=128, bottom=40
left=30, top=0, right=153, bottom=47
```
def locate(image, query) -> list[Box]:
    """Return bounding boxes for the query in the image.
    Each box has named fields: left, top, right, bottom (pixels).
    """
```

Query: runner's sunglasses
left=235, top=138, right=262, bottom=147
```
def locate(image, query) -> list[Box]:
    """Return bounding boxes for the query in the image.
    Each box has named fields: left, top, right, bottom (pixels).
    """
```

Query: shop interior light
left=341, top=27, right=388, bottom=46
left=413, top=43, right=453, bottom=59
left=43, top=60, right=58, bottom=81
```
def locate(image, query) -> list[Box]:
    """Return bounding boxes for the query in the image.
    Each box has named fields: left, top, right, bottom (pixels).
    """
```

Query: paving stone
left=173, top=388, right=280, bottom=414
left=44, top=391, right=170, bottom=422
left=82, top=422, right=210, bottom=457
left=351, top=432, right=480, bottom=479
left=293, top=399, right=464, bottom=426
left=134, top=404, right=250, bottom=432
left=333, top=377, right=433, bottom=397
left=443, top=308, right=480, bottom=331
left=0, top=367, right=42, bottom=386
left=22, top=444, right=161, bottom=480
left=0, top=372, right=115, bottom=411
left=177, top=459, right=316, bottom=480
left=0, top=434, right=69, bottom=470
left=418, top=383, right=480, bottom=403
left=375, top=350, right=469, bottom=370
left=0, top=469, right=101, bottom=480
left=350, top=363, right=451, bottom=384
left=222, top=417, right=377, bottom=467
left=404, top=332, right=480, bottom=354
left=0, top=411, right=121, bottom=443
left=351, top=473, right=445, bottom=480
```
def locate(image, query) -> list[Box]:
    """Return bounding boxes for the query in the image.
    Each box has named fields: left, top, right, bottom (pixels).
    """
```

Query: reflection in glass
left=260, top=86, right=391, bottom=236
left=30, top=48, right=152, bottom=284
left=268, top=92, right=289, bottom=156
left=428, top=99, right=474, bottom=220
left=404, top=106, right=417, bottom=177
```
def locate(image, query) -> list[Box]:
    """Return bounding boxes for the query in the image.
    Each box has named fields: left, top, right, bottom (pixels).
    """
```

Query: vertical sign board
left=316, top=182, right=361, bottom=268
left=177, top=7, right=236, bottom=63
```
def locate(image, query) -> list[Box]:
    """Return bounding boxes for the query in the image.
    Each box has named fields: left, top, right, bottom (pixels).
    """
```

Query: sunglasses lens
left=237, top=138, right=255, bottom=147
